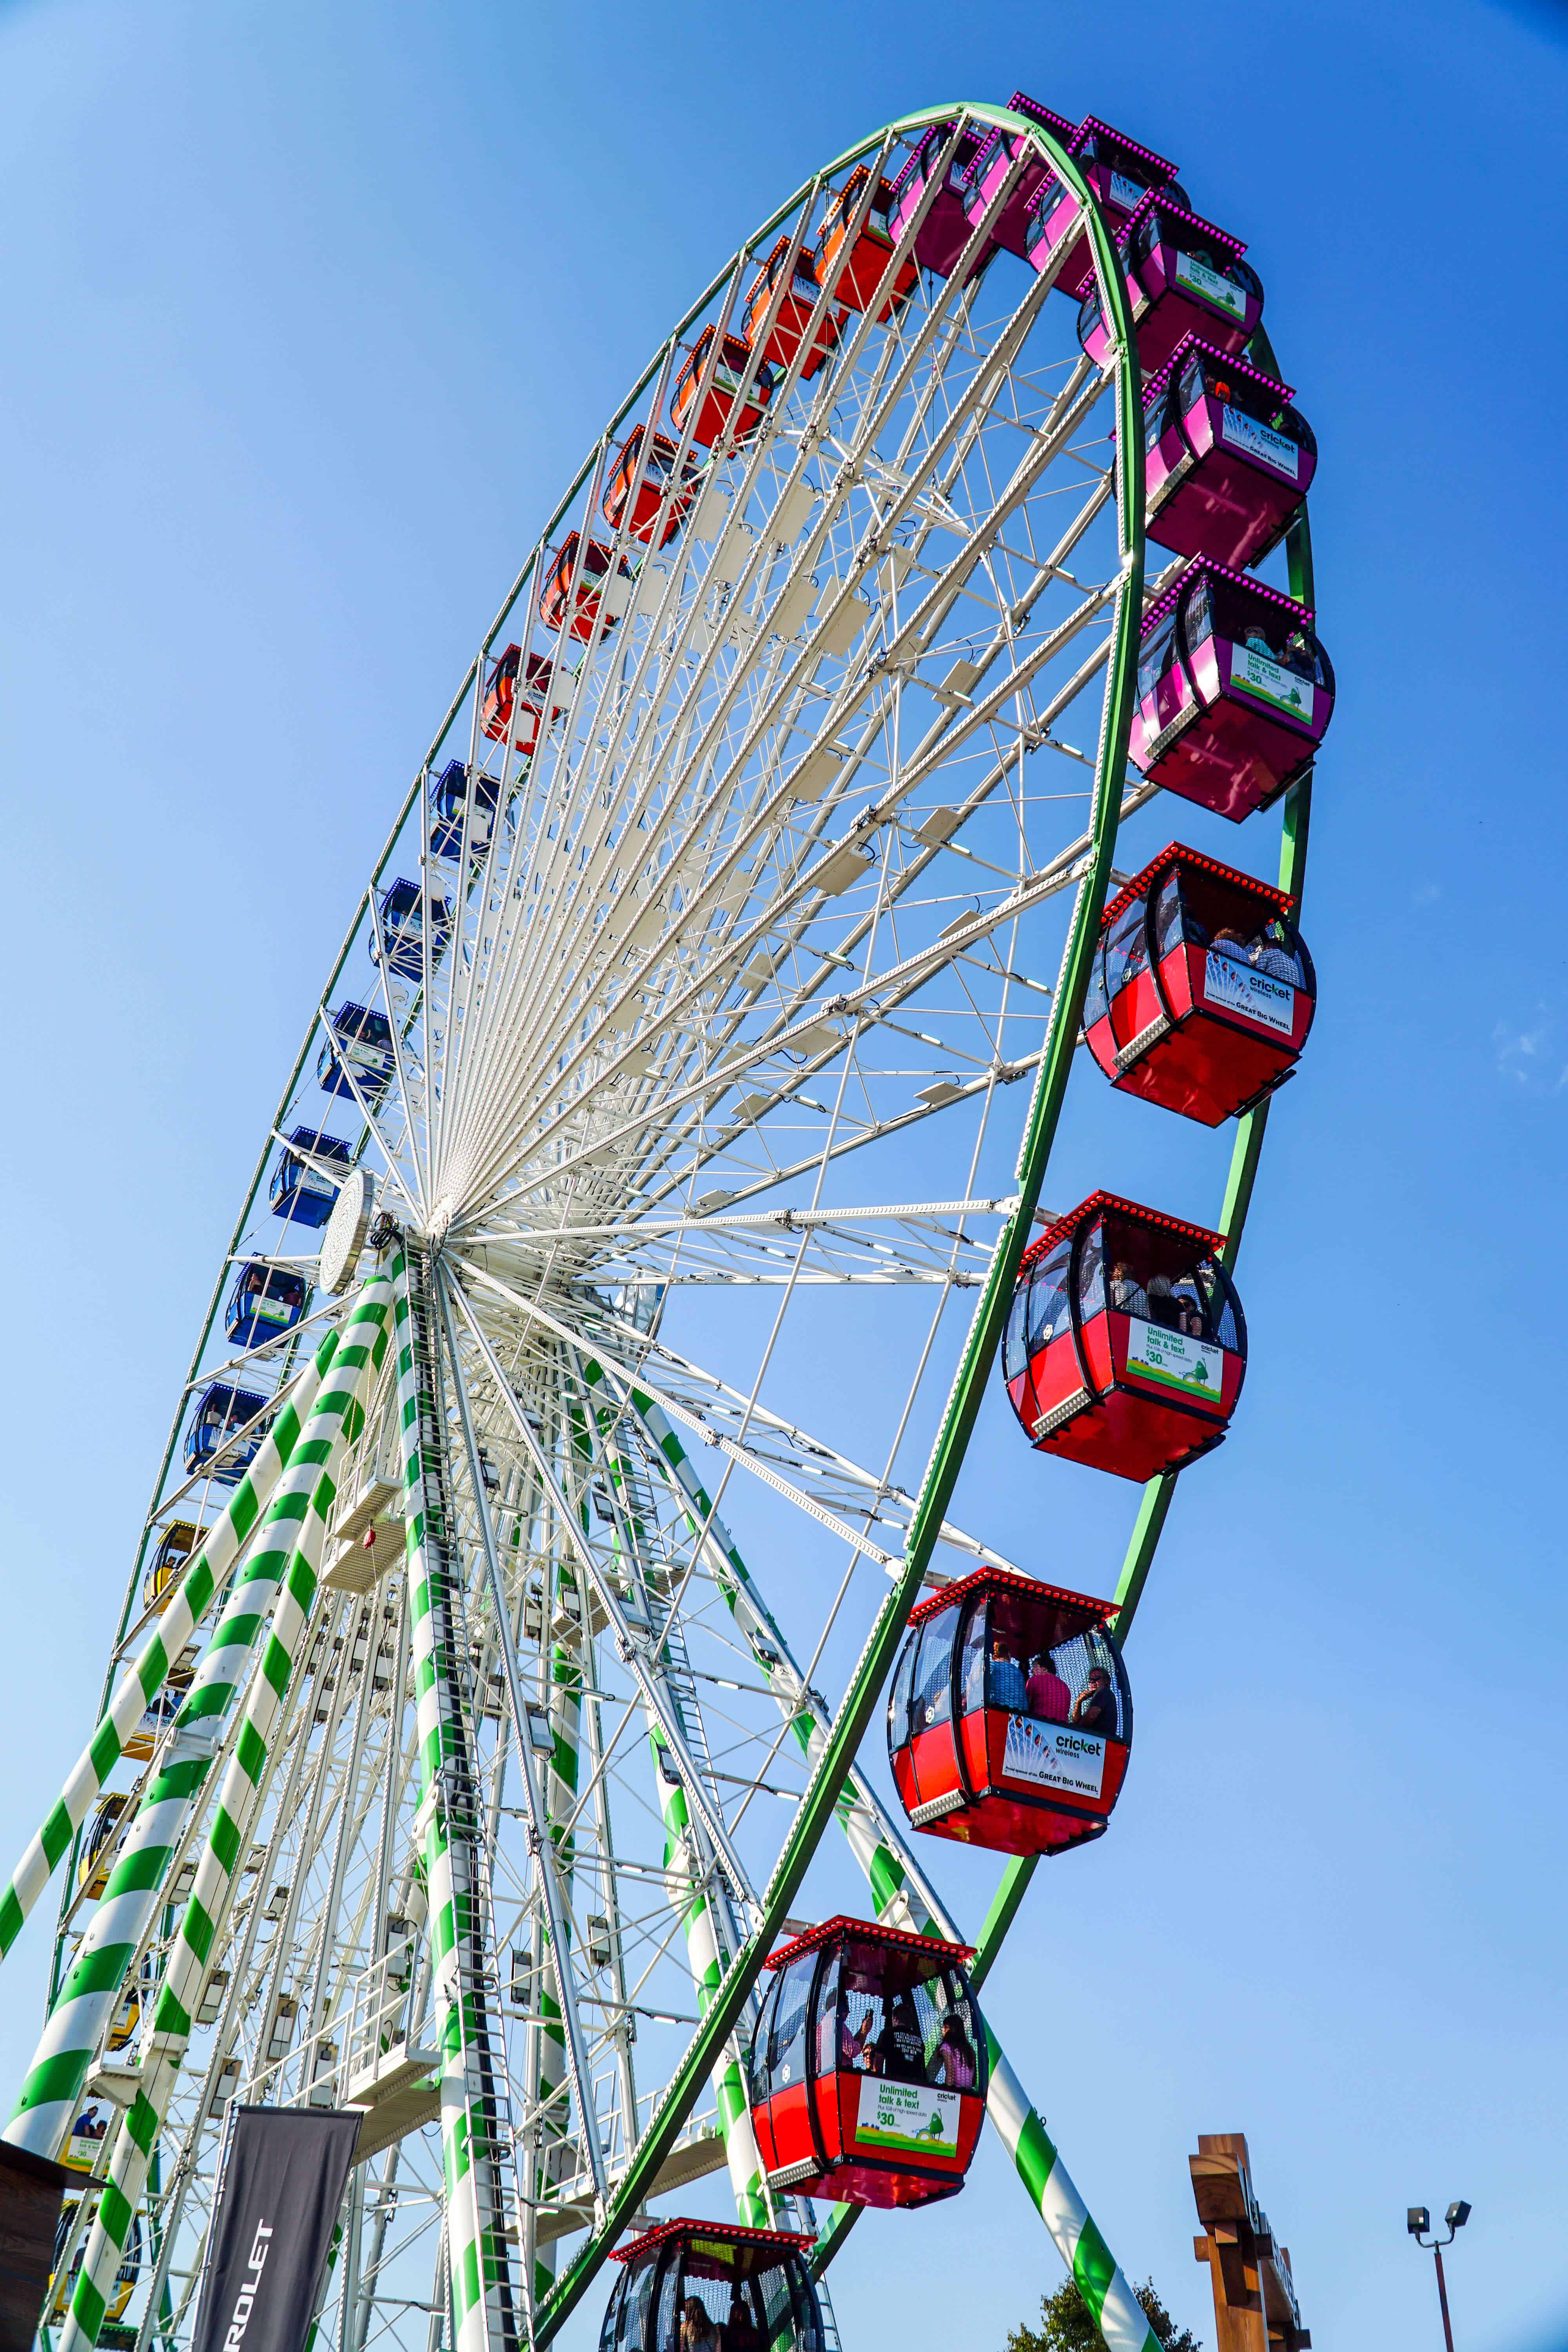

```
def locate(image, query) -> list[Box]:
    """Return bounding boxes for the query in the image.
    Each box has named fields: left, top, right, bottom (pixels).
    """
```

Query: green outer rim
left=965, top=325, right=1316, bottom=2009
left=533, top=98, right=1147, bottom=2350
left=805, top=332, right=1317, bottom=2317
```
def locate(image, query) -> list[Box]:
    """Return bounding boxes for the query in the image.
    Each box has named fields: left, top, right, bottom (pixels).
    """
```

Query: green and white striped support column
left=533, top=1539, right=583, bottom=2302
left=59, top=1275, right=394, bottom=2352
left=652, top=1736, right=768, bottom=2228
left=390, top=1248, right=512, bottom=2352
left=5, top=1300, right=386, bottom=2161
left=584, top=1398, right=768, bottom=2230
left=0, top=1343, right=335, bottom=1965
left=630, top=1390, right=1160, bottom=2352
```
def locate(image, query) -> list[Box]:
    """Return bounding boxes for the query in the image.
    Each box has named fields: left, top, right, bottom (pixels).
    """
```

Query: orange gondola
left=537, top=532, right=631, bottom=641
left=815, top=167, right=916, bottom=321
left=601, top=425, right=699, bottom=549
left=670, top=327, right=776, bottom=450
left=479, top=643, right=560, bottom=750
left=888, top=1568, right=1132, bottom=1857
left=741, top=235, right=841, bottom=380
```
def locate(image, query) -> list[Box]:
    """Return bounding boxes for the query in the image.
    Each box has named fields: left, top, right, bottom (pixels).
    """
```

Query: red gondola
left=1145, top=336, right=1316, bottom=571
left=602, top=425, right=699, bottom=549
left=1025, top=116, right=1185, bottom=299
left=815, top=167, right=917, bottom=321
left=741, top=235, right=840, bottom=381
left=670, top=327, right=776, bottom=450
left=479, top=643, right=560, bottom=751
left=1003, top=1192, right=1247, bottom=1482
left=888, top=1568, right=1132, bottom=1858
left=1084, top=843, right=1316, bottom=1126
left=1078, top=198, right=1263, bottom=380
left=599, top=2220, right=824, bottom=2352
left=749, top=1916, right=987, bottom=2210
left=538, top=532, right=631, bottom=641
left=1128, top=559, right=1334, bottom=822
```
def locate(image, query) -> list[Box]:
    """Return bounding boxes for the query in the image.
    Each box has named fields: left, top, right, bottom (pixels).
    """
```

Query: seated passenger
left=1072, top=1665, right=1118, bottom=1736
left=1109, top=1260, right=1150, bottom=1317
left=871, top=1991, right=927, bottom=2083
left=935, top=2014, right=978, bottom=2090
left=1025, top=1650, right=1071, bottom=1722
left=1209, top=926, right=1251, bottom=961
left=987, top=1634, right=1026, bottom=1712
left=1167, top=1282, right=1205, bottom=1338
left=1251, top=921, right=1299, bottom=983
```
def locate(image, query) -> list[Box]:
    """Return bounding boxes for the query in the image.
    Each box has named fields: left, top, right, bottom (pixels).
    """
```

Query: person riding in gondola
left=842, top=2007, right=875, bottom=2069
left=936, top=2014, right=978, bottom=2091
left=724, top=2288, right=762, bottom=2352
left=989, top=1633, right=1026, bottom=1711
left=679, top=2298, right=717, bottom=2352
left=871, top=1991, right=926, bottom=2083
left=1026, top=1650, right=1071, bottom=1722
left=1072, top=1666, right=1118, bottom=1737
left=1109, top=1259, right=1150, bottom=1317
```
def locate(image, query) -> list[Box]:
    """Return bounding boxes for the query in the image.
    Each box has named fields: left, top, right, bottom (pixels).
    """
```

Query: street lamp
left=1408, top=2200, right=1471, bottom=2351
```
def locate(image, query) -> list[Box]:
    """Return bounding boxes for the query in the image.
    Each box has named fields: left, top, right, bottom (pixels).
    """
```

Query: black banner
left=191, top=2108, right=361, bottom=2352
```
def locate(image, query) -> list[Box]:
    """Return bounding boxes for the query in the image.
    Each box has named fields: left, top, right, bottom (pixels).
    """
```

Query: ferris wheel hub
left=320, top=1167, right=375, bottom=1292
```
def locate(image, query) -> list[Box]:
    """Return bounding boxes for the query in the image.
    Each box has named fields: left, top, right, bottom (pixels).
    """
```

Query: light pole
left=1408, top=2201, right=1471, bottom=2352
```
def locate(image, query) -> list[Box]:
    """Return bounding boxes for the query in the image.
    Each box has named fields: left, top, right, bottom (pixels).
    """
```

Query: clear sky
left=2, top=1, right=1566, bottom=2347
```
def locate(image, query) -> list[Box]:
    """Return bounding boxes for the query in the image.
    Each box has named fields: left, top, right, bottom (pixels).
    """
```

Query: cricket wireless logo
left=223, top=2222, right=273, bottom=2352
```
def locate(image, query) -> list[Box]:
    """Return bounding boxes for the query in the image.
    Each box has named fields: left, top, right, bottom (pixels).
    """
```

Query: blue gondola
left=270, top=1127, right=350, bottom=1227
left=225, top=1262, right=308, bottom=1348
left=184, top=1384, right=270, bottom=1486
left=317, top=1004, right=396, bottom=1106
left=374, top=879, right=454, bottom=980
left=430, top=760, right=500, bottom=860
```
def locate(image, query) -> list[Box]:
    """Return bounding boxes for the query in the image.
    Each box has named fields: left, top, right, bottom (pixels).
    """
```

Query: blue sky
left=2, top=0, right=1567, bottom=2347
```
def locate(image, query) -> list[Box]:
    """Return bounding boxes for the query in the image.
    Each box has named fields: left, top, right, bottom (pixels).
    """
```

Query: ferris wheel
left=1, top=93, right=1326, bottom=2352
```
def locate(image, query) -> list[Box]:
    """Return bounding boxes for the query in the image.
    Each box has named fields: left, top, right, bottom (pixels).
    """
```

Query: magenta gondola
left=1078, top=198, right=1263, bottom=379
left=1144, top=336, right=1316, bottom=570
left=886, top=122, right=990, bottom=278
left=961, top=91, right=1075, bottom=259
left=1025, top=116, right=1185, bottom=298
left=1084, top=842, right=1316, bottom=1125
left=1128, top=559, right=1334, bottom=822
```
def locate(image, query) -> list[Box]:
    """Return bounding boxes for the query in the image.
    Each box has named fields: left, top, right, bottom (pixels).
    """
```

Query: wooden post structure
left=1190, top=2132, right=1310, bottom=2352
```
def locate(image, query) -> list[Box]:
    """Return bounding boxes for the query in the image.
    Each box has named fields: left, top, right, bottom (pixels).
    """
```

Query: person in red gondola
left=989, top=1632, right=1026, bottom=1711
left=871, top=1991, right=926, bottom=2082
left=1109, top=1259, right=1149, bottom=1317
left=1026, top=1650, right=1071, bottom=1722
left=724, top=2288, right=762, bottom=2352
left=936, top=2014, right=978, bottom=2090
left=1073, top=1665, right=1118, bottom=1737
left=680, top=2298, right=717, bottom=2352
